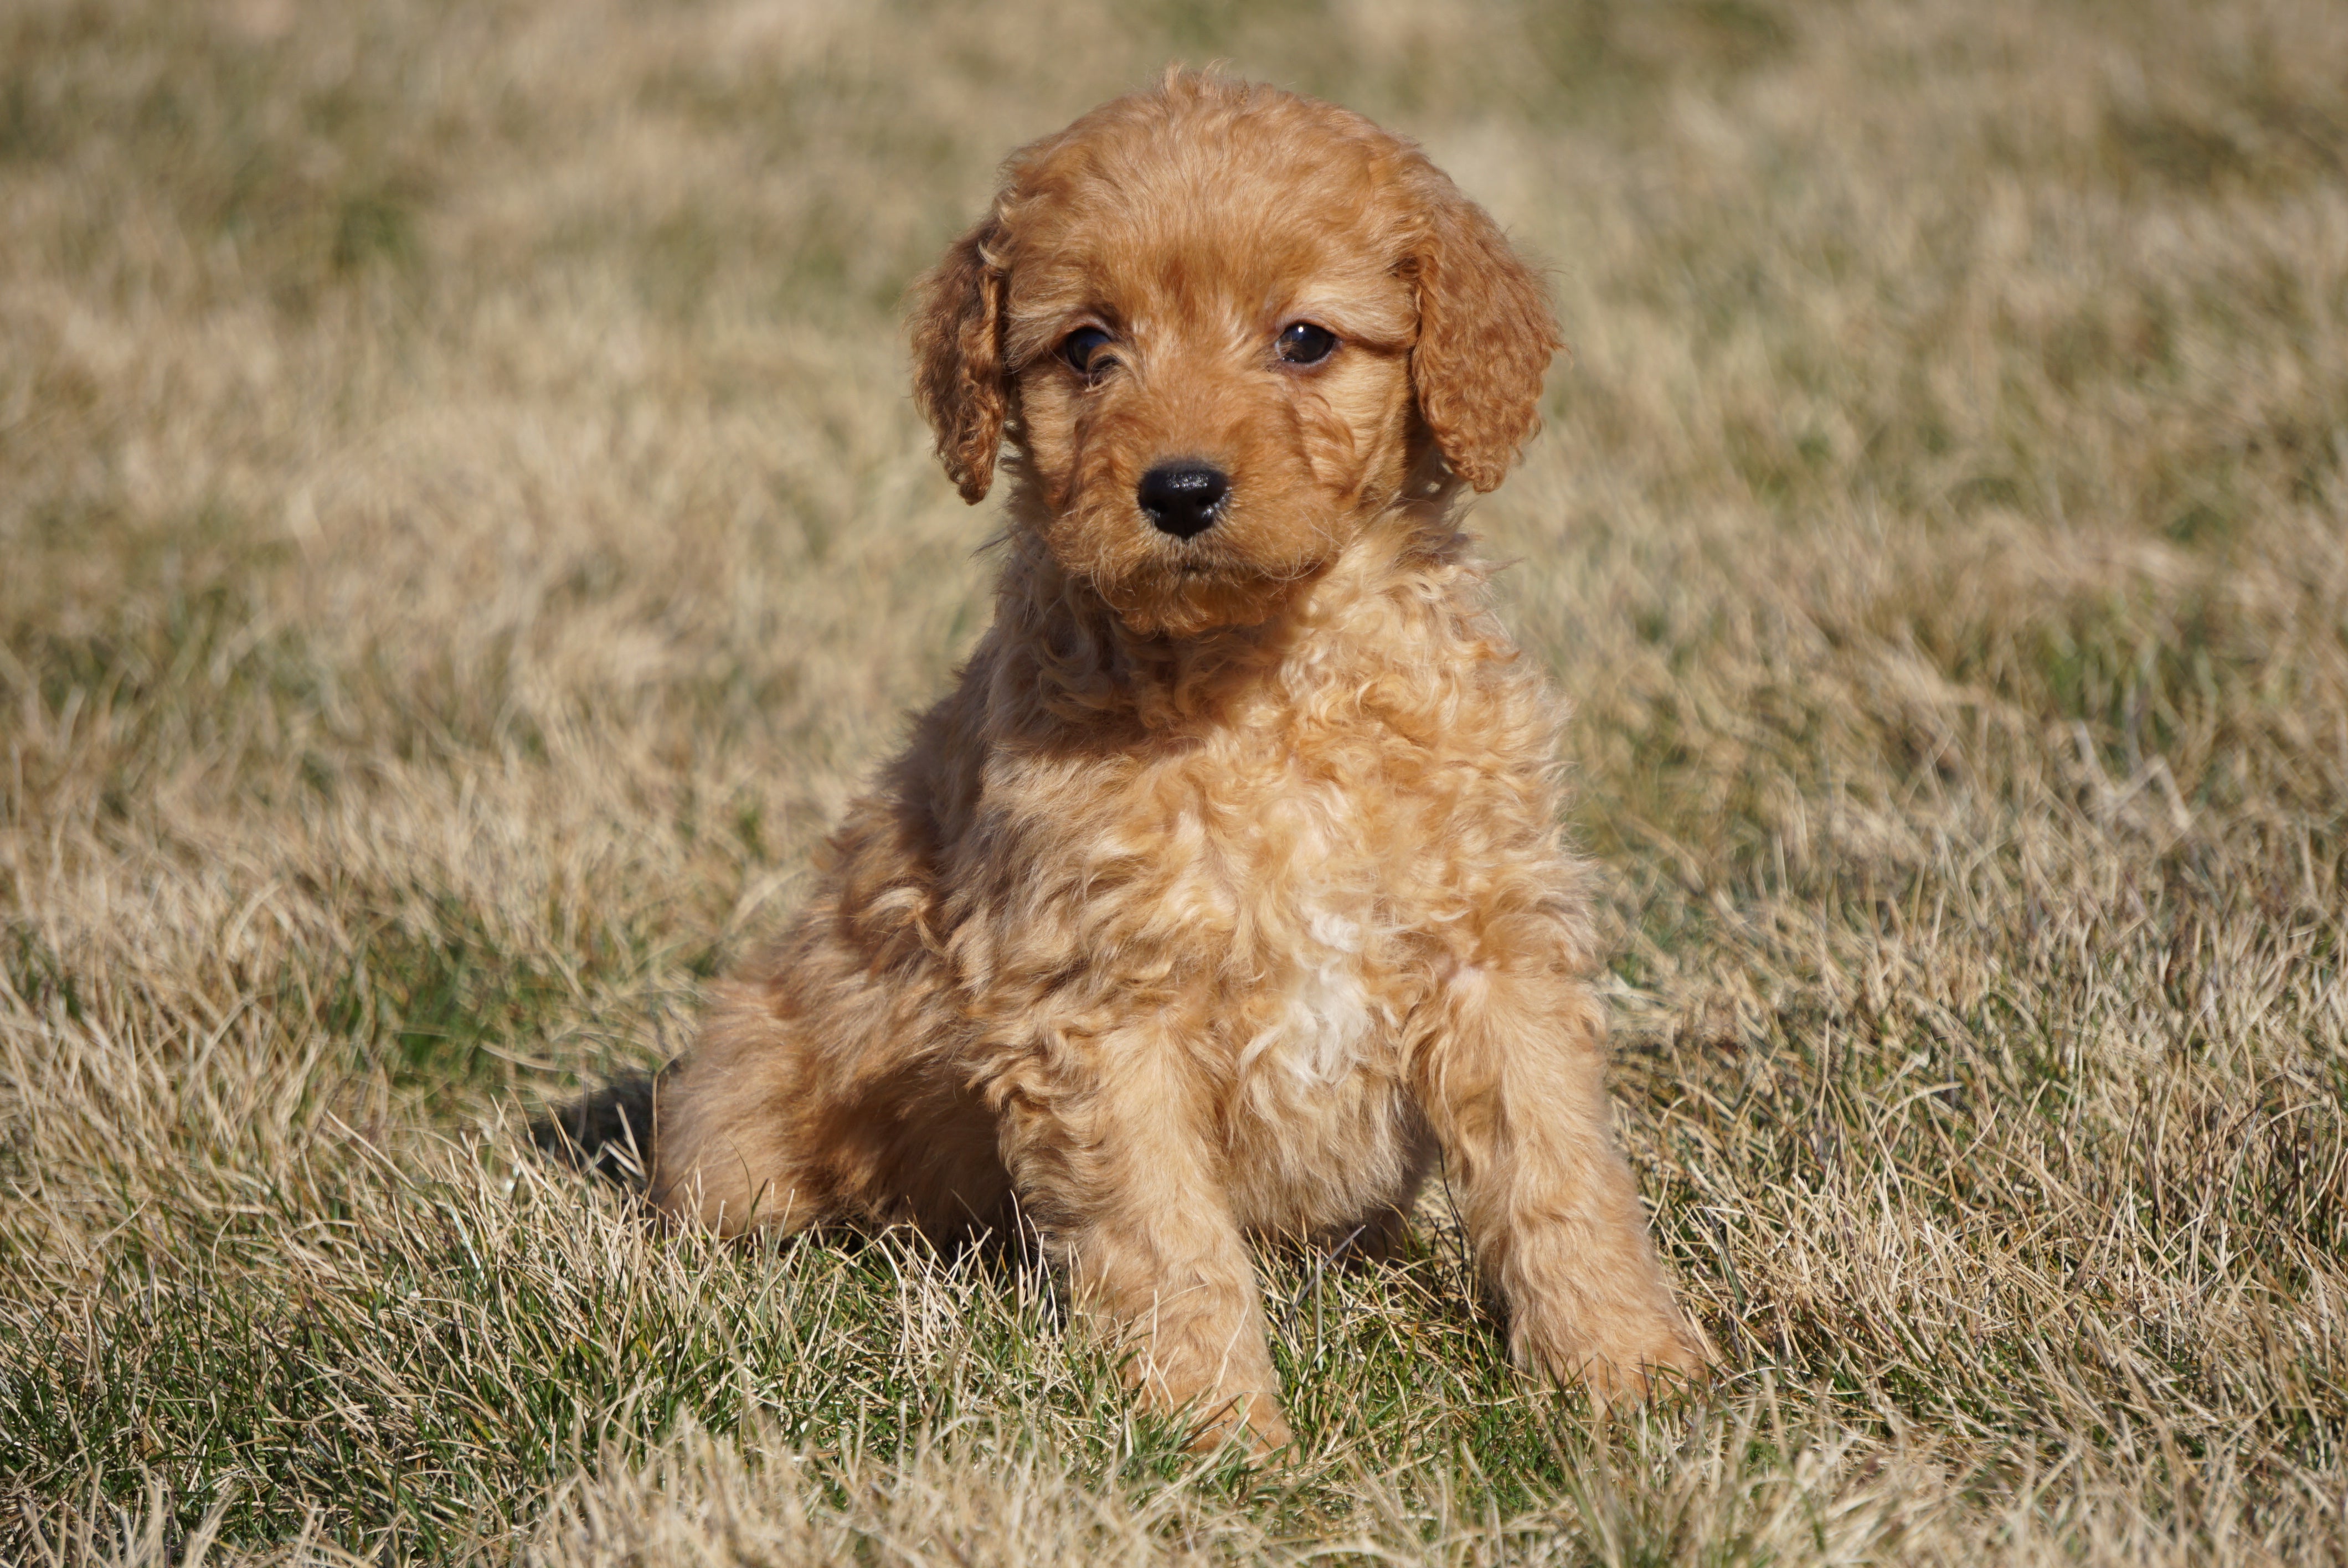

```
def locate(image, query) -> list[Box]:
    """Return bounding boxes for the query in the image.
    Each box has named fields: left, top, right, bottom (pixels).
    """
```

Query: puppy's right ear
left=908, top=217, right=1010, bottom=504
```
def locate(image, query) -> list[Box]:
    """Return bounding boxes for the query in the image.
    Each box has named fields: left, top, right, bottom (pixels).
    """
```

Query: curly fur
left=651, top=69, right=1709, bottom=1456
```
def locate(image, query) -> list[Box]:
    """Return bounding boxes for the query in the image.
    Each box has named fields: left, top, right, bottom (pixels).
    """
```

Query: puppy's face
left=998, top=133, right=1421, bottom=637
left=912, top=77, right=1561, bottom=638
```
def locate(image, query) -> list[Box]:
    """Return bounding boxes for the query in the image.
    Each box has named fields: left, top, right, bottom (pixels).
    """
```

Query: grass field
left=4, top=0, right=2345, bottom=1561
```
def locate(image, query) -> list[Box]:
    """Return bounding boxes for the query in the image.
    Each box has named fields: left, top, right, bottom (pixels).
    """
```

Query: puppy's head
left=910, top=71, right=1559, bottom=637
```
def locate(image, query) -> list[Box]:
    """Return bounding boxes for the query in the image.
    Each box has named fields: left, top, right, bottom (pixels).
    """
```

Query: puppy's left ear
left=908, top=216, right=1010, bottom=504
left=1405, top=172, right=1563, bottom=493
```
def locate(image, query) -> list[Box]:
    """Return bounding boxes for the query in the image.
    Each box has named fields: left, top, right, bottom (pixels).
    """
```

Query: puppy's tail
left=529, top=1070, right=658, bottom=1193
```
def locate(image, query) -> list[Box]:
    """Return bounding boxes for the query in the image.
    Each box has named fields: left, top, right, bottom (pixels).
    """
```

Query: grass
left=2, top=0, right=2344, bottom=1561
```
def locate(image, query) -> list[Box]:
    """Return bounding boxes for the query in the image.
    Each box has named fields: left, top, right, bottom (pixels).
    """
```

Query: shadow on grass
left=530, top=1071, right=659, bottom=1193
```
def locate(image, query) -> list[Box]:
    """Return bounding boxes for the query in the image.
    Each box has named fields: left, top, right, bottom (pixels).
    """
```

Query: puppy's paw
left=1186, top=1391, right=1294, bottom=1463
left=1522, top=1312, right=1716, bottom=1412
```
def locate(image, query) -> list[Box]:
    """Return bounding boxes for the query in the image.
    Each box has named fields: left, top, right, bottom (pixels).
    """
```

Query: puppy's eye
left=1060, top=326, right=1116, bottom=377
left=1275, top=322, right=1337, bottom=365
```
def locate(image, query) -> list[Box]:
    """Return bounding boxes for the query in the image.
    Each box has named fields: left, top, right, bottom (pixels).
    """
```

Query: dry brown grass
left=3, top=0, right=2344, bottom=1561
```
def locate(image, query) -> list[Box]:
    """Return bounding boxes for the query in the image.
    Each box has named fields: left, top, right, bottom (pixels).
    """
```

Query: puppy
left=651, top=69, right=1709, bottom=1456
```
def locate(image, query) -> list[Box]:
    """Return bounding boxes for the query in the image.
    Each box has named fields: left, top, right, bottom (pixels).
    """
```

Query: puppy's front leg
left=1418, top=962, right=1710, bottom=1406
left=993, top=1036, right=1290, bottom=1457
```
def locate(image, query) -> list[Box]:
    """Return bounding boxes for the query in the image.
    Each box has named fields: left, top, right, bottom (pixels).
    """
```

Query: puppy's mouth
left=1100, top=528, right=1341, bottom=637
left=1144, top=518, right=1268, bottom=582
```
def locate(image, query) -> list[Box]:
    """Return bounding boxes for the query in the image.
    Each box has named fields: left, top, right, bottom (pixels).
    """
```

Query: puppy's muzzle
left=1138, top=460, right=1229, bottom=539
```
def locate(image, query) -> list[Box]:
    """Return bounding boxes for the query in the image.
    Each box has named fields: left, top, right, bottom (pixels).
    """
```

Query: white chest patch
left=1237, top=899, right=1376, bottom=1085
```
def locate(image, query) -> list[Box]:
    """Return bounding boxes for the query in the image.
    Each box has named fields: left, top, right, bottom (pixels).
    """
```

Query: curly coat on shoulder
left=650, top=69, right=1711, bottom=1456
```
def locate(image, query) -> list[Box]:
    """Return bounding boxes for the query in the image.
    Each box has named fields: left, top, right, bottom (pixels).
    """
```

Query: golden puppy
left=651, top=69, right=1709, bottom=1455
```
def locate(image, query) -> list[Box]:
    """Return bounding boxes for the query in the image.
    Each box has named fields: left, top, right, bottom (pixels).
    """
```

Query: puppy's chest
left=1178, top=739, right=1454, bottom=1088
left=1233, top=854, right=1381, bottom=1087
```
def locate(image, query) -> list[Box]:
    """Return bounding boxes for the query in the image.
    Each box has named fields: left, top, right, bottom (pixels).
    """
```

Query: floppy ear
left=1405, top=173, right=1563, bottom=493
left=908, top=217, right=1010, bottom=504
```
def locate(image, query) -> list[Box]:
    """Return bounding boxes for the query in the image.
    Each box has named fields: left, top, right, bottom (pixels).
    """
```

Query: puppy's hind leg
left=648, top=976, right=835, bottom=1238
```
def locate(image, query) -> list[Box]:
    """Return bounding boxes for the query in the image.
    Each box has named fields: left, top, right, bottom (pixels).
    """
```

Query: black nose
left=1137, top=461, right=1229, bottom=539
